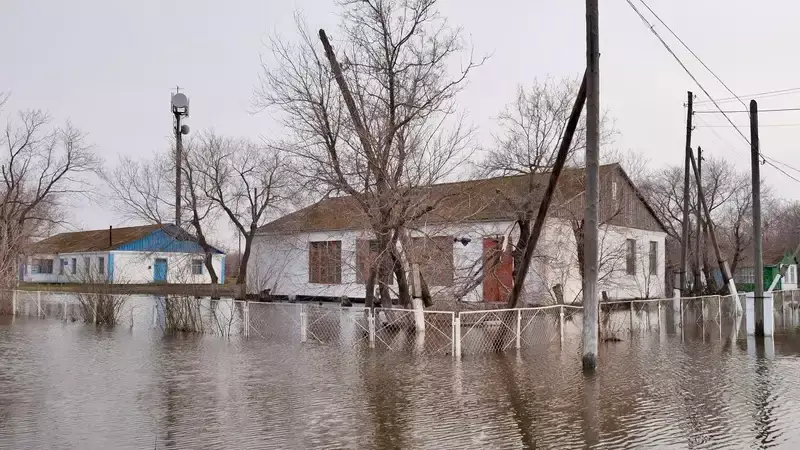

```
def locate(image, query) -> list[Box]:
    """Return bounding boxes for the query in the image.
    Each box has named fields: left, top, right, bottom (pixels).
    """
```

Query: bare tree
left=193, top=132, right=288, bottom=289
left=639, top=155, right=752, bottom=294
left=256, top=1, right=481, bottom=307
left=0, top=109, right=97, bottom=302
left=104, top=144, right=222, bottom=282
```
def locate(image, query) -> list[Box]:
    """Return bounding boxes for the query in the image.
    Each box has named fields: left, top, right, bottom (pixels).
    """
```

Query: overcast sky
left=3, top=0, right=800, bottom=249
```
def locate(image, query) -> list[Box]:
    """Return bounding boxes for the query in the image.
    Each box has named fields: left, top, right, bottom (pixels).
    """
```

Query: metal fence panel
left=247, top=302, right=303, bottom=343
left=374, top=308, right=453, bottom=356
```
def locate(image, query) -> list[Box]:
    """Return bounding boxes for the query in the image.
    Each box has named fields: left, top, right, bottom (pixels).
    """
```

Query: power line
left=695, top=87, right=800, bottom=105
left=637, top=0, right=748, bottom=112
left=697, top=123, right=800, bottom=128
left=624, top=0, right=751, bottom=146
left=695, top=107, right=800, bottom=114
left=627, top=0, right=800, bottom=186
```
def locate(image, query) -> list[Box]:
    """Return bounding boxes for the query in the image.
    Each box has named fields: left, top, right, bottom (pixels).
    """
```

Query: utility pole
left=680, top=92, right=694, bottom=296
left=582, top=0, right=600, bottom=371
left=694, top=146, right=703, bottom=294
left=171, top=88, right=190, bottom=228
left=750, top=99, right=764, bottom=335
left=689, top=149, right=741, bottom=314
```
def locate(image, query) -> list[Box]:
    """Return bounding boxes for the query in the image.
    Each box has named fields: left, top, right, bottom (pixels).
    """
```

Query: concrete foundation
left=745, top=292, right=774, bottom=336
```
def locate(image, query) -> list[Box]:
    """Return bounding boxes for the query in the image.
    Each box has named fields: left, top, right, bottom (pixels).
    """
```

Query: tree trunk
left=512, top=219, right=531, bottom=283
left=365, top=267, right=377, bottom=308
left=237, top=226, right=258, bottom=289
left=189, top=219, right=219, bottom=282
left=390, top=247, right=412, bottom=307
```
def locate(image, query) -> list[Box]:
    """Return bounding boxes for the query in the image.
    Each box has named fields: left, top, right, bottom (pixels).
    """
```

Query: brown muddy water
left=1, top=313, right=800, bottom=449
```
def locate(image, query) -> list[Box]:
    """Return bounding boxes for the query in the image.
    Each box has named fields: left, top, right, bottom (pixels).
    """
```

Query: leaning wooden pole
left=750, top=99, right=765, bottom=335
left=689, top=149, right=741, bottom=314
left=680, top=92, right=694, bottom=296
left=583, top=0, right=600, bottom=371
left=505, top=72, right=588, bottom=308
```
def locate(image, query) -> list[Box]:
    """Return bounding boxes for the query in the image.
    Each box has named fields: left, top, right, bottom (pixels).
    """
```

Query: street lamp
left=171, top=90, right=190, bottom=227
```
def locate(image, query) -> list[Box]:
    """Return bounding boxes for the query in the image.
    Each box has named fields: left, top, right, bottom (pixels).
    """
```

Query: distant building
left=249, top=164, right=668, bottom=304
left=20, top=224, right=225, bottom=284
left=734, top=252, right=798, bottom=292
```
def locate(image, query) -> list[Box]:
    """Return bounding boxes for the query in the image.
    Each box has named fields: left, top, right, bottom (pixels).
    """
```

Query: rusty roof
left=259, top=164, right=667, bottom=234
left=29, top=224, right=164, bottom=254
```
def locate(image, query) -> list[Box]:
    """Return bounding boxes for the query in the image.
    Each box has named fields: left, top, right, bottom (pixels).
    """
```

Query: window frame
left=308, top=240, right=342, bottom=285
left=648, top=241, right=658, bottom=276
left=191, top=259, right=204, bottom=276
left=71, top=258, right=77, bottom=275
left=625, top=239, right=636, bottom=276
left=98, top=256, right=105, bottom=275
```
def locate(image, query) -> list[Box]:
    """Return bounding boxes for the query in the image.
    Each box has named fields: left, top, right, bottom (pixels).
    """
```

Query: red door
left=483, top=237, right=513, bottom=302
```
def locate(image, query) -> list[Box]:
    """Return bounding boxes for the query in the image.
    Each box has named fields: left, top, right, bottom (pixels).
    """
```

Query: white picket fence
left=10, top=289, right=799, bottom=357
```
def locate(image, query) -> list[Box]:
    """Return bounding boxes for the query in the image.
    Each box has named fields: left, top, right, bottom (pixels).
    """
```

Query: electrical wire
left=695, top=107, right=800, bottom=114
left=638, top=0, right=748, bottom=112
left=626, top=0, right=800, bottom=185
left=695, top=87, right=800, bottom=105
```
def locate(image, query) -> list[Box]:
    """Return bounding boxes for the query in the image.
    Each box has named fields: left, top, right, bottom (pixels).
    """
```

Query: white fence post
left=37, top=291, right=42, bottom=318
left=515, top=309, right=521, bottom=349
left=368, top=309, right=376, bottom=348
left=453, top=315, right=461, bottom=359
left=244, top=302, right=250, bottom=338
left=559, top=305, right=565, bottom=345
left=300, top=304, right=308, bottom=343
left=11, top=290, right=16, bottom=316
left=657, top=300, right=662, bottom=330
left=63, top=298, right=67, bottom=321
left=630, top=301, right=634, bottom=335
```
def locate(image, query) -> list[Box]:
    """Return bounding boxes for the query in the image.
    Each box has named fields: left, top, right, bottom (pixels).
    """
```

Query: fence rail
left=10, top=289, right=800, bottom=357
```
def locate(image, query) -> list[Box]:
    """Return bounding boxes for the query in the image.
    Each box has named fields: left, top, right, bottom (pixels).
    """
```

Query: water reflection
left=2, top=310, right=800, bottom=448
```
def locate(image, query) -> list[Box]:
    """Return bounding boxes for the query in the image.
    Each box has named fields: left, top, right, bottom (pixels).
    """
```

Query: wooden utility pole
left=582, top=0, right=600, bottom=371
left=694, top=146, right=703, bottom=294
left=506, top=72, right=587, bottom=308
left=750, top=99, right=764, bottom=335
left=689, top=149, right=741, bottom=314
left=680, top=92, right=694, bottom=295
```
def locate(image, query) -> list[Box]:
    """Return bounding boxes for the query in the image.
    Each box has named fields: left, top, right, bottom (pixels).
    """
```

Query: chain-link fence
left=374, top=308, right=454, bottom=355
left=18, top=288, right=800, bottom=357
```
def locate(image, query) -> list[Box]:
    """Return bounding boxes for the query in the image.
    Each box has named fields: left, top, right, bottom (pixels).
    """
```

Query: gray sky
left=3, top=0, right=800, bottom=248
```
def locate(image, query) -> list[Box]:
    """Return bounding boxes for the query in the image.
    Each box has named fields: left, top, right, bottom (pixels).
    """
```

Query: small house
left=249, top=164, right=668, bottom=304
left=21, top=224, right=226, bottom=284
left=734, top=252, right=798, bottom=292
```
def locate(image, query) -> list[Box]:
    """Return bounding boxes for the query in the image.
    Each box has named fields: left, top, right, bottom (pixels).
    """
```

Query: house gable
left=116, top=228, right=223, bottom=254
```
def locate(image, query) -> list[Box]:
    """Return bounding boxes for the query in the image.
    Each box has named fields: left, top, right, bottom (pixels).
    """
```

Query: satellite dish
left=180, top=124, right=190, bottom=135
left=172, top=93, right=189, bottom=109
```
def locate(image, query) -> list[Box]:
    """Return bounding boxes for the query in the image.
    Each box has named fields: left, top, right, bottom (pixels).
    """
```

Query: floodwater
left=2, top=307, right=800, bottom=449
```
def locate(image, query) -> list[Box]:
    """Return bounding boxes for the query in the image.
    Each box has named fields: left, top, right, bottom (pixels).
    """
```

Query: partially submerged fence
left=10, top=289, right=800, bottom=357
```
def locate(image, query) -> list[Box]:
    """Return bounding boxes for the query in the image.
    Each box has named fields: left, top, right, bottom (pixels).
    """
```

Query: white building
left=249, top=164, right=667, bottom=304
left=21, top=224, right=226, bottom=284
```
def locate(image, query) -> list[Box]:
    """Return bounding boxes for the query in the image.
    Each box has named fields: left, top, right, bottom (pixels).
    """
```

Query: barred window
left=309, top=241, right=342, bottom=284
left=192, top=259, right=204, bottom=275
left=626, top=239, right=636, bottom=275
left=649, top=241, right=658, bottom=275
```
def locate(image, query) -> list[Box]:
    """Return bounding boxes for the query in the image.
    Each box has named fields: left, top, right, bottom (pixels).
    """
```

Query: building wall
left=111, top=251, right=225, bottom=284
left=21, top=251, right=225, bottom=284
left=249, top=218, right=666, bottom=302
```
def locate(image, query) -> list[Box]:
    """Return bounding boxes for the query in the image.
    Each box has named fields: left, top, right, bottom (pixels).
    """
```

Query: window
left=789, top=265, right=797, bottom=284
left=626, top=239, right=636, bottom=275
left=71, top=258, right=77, bottom=275
left=649, top=241, right=658, bottom=275
left=59, top=258, right=66, bottom=275
left=191, top=259, right=204, bottom=275
left=309, top=241, right=342, bottom=284
left=98, top=256, right=105, bottom=275
left=736, top=268, right=754, bottom=284
left=84, top=257, right=91, bottom=275
left=33, top=259, right=54, bottom=274
left=356, top=240, right=394, bottom=285
left=409, top=236, right=454, bottom=287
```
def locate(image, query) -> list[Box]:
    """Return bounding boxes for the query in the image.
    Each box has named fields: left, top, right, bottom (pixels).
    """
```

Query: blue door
left=154, top=258, right=168, bottom=282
